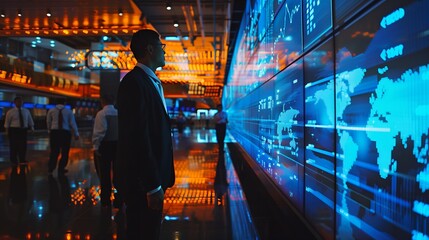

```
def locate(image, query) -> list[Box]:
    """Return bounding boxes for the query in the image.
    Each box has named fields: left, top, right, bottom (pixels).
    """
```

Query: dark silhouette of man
left=213, top=104, right=228, bottom=152
left=116, top=29, right=175, bottom=240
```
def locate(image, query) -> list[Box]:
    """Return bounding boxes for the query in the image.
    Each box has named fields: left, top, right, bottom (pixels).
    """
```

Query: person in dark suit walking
left=46, top=99, right=79, bottom=175
left=4, top=96, right=34, bottom=165
left=116, top=29, right=175, bottom=240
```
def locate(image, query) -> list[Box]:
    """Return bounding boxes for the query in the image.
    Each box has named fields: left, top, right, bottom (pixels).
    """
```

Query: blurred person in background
left=213, top=104, right=228, bottom=152
left=46, top=99, right=79, bottom=175
left=92, top=94, right=121, bottom=208
left=4, top=96, right=34, bottom=165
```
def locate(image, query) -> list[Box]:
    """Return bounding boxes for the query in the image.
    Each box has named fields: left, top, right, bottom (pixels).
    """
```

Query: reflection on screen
left=225, top=0, right=429, bottom=239
left=304, top=39, right=335, bottom=239
left=334, top=0, right=376, bottom=27
left=272, top=0, right=302, bottom=71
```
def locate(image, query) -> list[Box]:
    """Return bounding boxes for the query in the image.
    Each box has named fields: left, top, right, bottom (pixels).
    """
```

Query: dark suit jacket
left=116, top=66, right=175, bottom=198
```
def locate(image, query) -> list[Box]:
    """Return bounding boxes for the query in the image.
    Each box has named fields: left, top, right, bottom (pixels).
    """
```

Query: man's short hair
left=14, top=96, right=22, bottom=102
left=130, top=29, right=161, bottom=60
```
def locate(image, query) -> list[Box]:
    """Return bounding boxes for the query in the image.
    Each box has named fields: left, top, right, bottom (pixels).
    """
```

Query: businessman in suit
left=116, top=29, right=175, bottom=239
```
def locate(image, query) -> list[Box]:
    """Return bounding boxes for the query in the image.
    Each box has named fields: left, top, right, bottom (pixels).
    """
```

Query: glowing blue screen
left=225, top=0, right=429, bottom=239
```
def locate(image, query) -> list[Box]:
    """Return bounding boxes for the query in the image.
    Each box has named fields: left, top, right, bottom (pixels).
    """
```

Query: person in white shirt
left=4, top=96, right=34, bottom=165
left=213, top=104, right=228, bottom=152
left=92, top=94, right=120, bottom=208
left=46, top=99, right=79, bottom=175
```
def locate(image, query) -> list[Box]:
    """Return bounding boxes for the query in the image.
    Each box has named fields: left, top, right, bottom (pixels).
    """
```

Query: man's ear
left=146, top=45, right=154, bottom=55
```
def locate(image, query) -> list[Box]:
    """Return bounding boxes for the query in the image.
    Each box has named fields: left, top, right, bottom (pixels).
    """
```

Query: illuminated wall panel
left=225, top=0, right=429, bottom=239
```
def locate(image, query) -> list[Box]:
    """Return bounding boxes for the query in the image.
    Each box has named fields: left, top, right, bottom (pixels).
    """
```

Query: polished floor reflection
left=0, top=128, right=231, bottom=240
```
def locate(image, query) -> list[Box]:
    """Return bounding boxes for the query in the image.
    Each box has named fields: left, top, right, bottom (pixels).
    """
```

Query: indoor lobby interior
left=0, top=126, right=246, bottom=240
left=2, top=0, right=427, bottom=239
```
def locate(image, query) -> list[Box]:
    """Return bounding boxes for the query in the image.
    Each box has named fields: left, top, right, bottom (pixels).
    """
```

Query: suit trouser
left=48, top=130, right=72, bottom=172
left=8, top=127, right=28, bottom=164
left=94, top=141, right=118, bottom=205
left=125, top=191, right=164, bottom=240
left=215, top=123, right=227, bottom=151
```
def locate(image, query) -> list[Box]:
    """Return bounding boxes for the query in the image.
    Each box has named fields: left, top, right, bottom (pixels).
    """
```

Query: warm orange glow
left=65, top=233, right=72, bottom=240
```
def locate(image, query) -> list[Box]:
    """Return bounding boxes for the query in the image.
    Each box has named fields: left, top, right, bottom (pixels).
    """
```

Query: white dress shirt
left=46, top=104, right=79, bottom=137
left=92, top=105, right=118, bottom=151
left=214, top=111, right=228, bottom=124
left=4, top=107, right=34, bottom=130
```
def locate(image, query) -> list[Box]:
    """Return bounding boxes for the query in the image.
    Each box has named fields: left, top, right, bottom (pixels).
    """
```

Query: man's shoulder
left=122, top=67, right=145, bottom=78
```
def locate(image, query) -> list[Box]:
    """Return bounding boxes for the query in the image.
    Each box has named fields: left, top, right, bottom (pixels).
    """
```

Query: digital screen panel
left=254, top=0, right=270, bottom=42
left=228, top=83, right=270, bottom=161
left=304, top=39, right=335, bottom=239
left=334, top=0, right=376, bottom=27
left=335, top=0, right=429, bottom=239
left=303, top=0, right=332, bottom=50
left=272, top=0, right=302, bottom=72
left=225, top=0, right=428, bottom=238
left=228, top=60, right=305, bottom=209
left=254, top=29, right=274, bottom=83
left=272, top=59, right=304, bottom=208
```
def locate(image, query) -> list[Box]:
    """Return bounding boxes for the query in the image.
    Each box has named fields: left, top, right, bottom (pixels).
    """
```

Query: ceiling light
left=17, top=9, right=22, bottom=17
left=166, top=3, right=172, bottom=11
left=173, top=20, right=179, bottom=28
left=46, top=9, right=51, bottom=17
left=0, top=11, right=5, bottom=18
left=118, top=8, right=123, bottom=16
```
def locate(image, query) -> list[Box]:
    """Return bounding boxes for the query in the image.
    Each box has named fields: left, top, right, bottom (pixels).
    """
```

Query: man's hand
left=147, top=188, right=164, bottom=210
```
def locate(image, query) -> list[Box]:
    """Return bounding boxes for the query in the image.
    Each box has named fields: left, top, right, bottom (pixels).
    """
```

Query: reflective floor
left=0, top=127, right=232, bottom=240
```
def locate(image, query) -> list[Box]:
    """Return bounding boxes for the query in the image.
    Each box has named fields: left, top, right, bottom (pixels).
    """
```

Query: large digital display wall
left=224, top=0, right=429, bottom=239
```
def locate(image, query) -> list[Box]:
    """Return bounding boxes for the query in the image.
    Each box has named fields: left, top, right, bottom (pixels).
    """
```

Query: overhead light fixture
left=173, top=20, right=179, bottom=28
left=1, top=11, right=5, bottom=18
left=46, top=9, right=51, bottom=17
left=166, top=2, right=172, bottom=11
left=17, top=9, right=22, bottom=17
left=118, top=8, right=123, bottom=16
